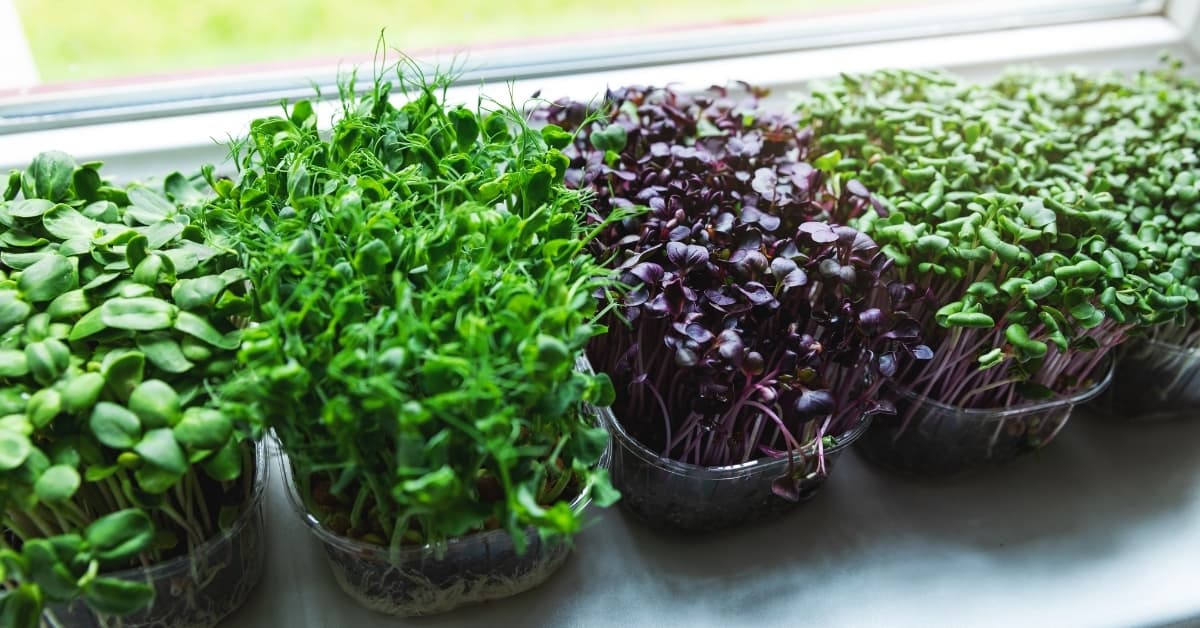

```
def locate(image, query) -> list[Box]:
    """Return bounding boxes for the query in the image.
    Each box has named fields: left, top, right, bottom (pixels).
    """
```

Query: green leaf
left=0, top=349, right=28, bottom=377
left=83, top=577, right=155, bottom=616
left=171, top=275, right=226, bottom=311
left=201, top=438, right=243, bottom=482
left=0, top=429, right=32, bottom=470
left=34, top=464, right=80, bottom=502
left=131, top=254, right=167, bottom=286
left=134, top=428, right=186, bottom=475
left=814, top=149, right=842, bottom=172
left=73, top=164, right=103, bottom=201
left=567, top=426, right=609, bottom=466
left=172, top=407, right=231, bottom=450
left=81, top=271, right=121, bottom=292
left=541, top=124, right=573, bottom=150
left=89, top=402, right=142, bottom=449
left=139, top=221, right=184, bottom=249
left=125, top=187, right=176, bottom=225
left=85, top=509, right=154, bottom=563
left=102, top=351, right=145, bottom=401
left=100, top=297, right=177, bottom=330
left=26, top=388, right=62, bottom=428
left=589, top=124, right=627, bottom=153
left=354, top=239, right=392, bottom=276
left=134, top=463, right=182, bottom=494
left=84, top=464, right=120, bottom=482
left=68, top=306, right=106, bottom=341
left=25, top=151, right=76, bottom=202
left=125, top=234, right=149, bottom=270
left=0, top=290, right=32, bottom=334
left=3, top=169, right=19, bottom=201
left=24, top=338, right=70, bottom=385
left=24, top=539, right=79, bottom=600
left=129, top=380, right=181, bottom=428
left=449, top=107, right=480, bottom=150
left=46, top=289, right=90, bottom=319
left=584, top=372, right=615, bottom=406
left=42, top=204, right=100, bottom=240
left=81, top=200, right=119, bottom=222
left=136, top=332, right=194, bottom=373
left=174, top=311, right=239, bottom=349
left=164, top=172, right=206, bottom=205
left=7, top=198, right=54, bottom=218
left=0, top=584, right=42, bottom=628
left=399, top=465, right=460, bottom=506
left=18, top=254, right=77, bottom=302
left=587, top=468, right=620, bottom=507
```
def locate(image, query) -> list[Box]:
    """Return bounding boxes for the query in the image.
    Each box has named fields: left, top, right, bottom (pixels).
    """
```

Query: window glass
left=0, top=0, right=1164, bottom=126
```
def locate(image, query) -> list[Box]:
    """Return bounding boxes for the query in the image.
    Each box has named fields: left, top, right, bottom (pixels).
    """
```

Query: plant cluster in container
left=797, top=68, right=1184, bottom=473
left=988, top=60, right=1200, bottom=421
left=203, top=64, right=619, bottom=616
left=0, top=153, right=265, bottom=627
left=534, top=84, right=930, bottom=529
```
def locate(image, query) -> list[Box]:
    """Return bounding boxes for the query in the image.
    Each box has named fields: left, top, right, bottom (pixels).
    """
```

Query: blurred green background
left=14, top=0, right=894, bottom=83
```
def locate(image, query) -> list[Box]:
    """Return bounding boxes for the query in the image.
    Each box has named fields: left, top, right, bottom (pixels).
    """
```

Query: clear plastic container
left=856, top=364, right=1114, bottom=477
left=278, top=442, right=603, bottom=617
left=600, top=402, right=871, bottom=532
left=1091, top=337, right=1200, bottom=422
left=41, top=441, right=268, bottom=628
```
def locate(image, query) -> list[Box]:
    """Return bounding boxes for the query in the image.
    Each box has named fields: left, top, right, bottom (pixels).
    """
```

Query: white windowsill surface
left=230, top=411, right=1200, bottom=628
left=0, top=15, right=1194, bottom=177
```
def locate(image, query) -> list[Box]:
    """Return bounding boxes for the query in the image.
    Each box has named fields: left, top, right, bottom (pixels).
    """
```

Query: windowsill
left=0, top=15, right=1194, bottom=176
left=238, top=412, right=1200, bottom=627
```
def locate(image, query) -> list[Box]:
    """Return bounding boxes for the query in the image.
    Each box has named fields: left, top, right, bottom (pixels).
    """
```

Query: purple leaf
left=911, top=344, right=934, bottom=360
left=625, top=285, right=650, bottom=307
left=737, top=282, right=775, bottom=306
left=799, top=221, right=839, bottom=244
left=717, top=329, right=744, bottom=362
left=846, top=179, right=870, bottom=198
left=751, top=168, right=778, bottom=202
left=667, top=241, right=709, bottom=267
left=734, top=250, right=769, bottom=276
left=629, top=262, right=664, bottom=285
left=795, top=389, right=834, bottom=418
left=712, top=212, right=735, bottom=233
left=884, top=319, right=922, bottom=341
left=858, top=308, right=885, bottom=334
left=684, top=323, right=714, bottom=344
left=757, top=214, right=781, bottom=232
left=646, top=293, right=671, bottom=317
left=769, top=257, right=798, bottom=281
left=674, top=346, right=699, bottom=367
left=668, top=225, right=693, bottom=241
left=877, top=351, right=897, bottom=377
left=819, top=259, right=842, bottom=278
left=705, top=289, right=738, bottom=307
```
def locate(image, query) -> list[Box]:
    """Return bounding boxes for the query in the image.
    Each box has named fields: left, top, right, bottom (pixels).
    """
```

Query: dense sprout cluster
left=990, top=60, right=1200, bottom=347
left=535, top=85, right=929, bottom=473
left=798, top=69, right=1181, bottom=409
left=203, top=68, right=618, bottom=553
left=0, top=153, right=254, bottom=621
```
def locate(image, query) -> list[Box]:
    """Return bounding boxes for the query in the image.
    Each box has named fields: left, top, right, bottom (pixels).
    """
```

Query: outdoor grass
left=15, top=0, right=900, bottom=83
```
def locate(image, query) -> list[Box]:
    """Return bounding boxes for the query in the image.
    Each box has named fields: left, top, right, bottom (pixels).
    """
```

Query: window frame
left=0, top=1, right=1197, bottom=176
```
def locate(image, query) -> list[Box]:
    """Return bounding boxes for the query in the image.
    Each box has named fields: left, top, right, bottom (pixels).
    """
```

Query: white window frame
left=0, top=1, right=1198, bottom=177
